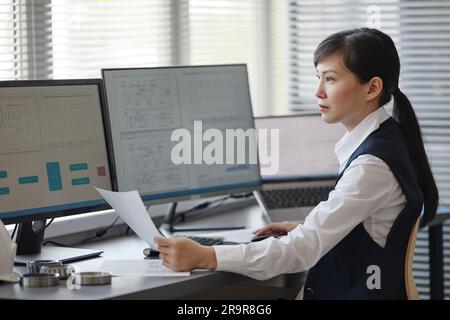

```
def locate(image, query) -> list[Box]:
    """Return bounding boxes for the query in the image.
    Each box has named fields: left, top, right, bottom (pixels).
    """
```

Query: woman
left=155, top=28, right=439, bottom=299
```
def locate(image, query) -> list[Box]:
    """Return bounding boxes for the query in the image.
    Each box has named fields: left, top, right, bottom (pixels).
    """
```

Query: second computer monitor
left=102, top=64, right=261, bottom=203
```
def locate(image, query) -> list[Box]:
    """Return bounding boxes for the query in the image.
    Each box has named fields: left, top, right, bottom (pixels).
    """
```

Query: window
left=179, top=0, right=287, bottom=115
left=0, top=0, right=288, bottom=116
left=51, top=0, right=173, bottom=78
left=288, top=0, right=450, bottom=207
left=288, top=0, right=400, bottom=110
left=0, top=0, right=17, bottom=79
left=288, top=0, right=450, bottom=299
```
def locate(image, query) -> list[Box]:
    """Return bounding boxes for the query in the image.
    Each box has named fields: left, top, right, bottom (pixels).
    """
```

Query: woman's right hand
left=253, top=221, right=299, bottom=237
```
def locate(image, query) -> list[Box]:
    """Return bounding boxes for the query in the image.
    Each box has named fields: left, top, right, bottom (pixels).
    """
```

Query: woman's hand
left=253, top=221, right=299, bottom=237
left=154, top=236, right=217, bottom=272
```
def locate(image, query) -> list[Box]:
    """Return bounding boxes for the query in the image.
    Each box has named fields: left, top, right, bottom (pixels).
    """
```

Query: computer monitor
left=0, top=79, right=112, bottom=262
left=254, top=114, right=346, bottom=180
left=102, top=65, right=261, bottom=227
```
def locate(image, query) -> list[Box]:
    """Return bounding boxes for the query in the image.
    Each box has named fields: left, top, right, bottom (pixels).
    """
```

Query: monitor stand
left=163, top=202, right=244, bottom=233
left=14, top=220, right=103, bottom=266
left=160, top=197, right=254, bottom=234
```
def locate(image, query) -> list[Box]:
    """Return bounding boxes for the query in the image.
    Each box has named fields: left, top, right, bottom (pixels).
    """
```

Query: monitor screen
left=102, top=65, right=261, bottom=204
left=0, top=80, right=113, bottom=224
left=254, top=114, right=346, bottom=180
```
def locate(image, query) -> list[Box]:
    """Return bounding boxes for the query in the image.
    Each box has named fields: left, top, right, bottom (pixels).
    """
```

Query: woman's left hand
left=154, top=236, right=217, bottom=272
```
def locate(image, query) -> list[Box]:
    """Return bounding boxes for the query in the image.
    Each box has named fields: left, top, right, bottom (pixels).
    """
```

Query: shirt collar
left=335, top=107, right=391, bottom=171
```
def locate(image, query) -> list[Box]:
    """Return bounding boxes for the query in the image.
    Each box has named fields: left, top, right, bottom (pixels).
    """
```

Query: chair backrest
left=404, top=217, right=421, bottom=300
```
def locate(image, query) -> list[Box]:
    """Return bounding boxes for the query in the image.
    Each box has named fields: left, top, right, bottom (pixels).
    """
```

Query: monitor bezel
left=101, top=64, right=262, bottom=205
left=0, top=79, right=115, bottom=225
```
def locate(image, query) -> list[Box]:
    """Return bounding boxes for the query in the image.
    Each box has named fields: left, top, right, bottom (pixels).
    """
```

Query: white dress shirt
left=213, top=107, right=406, bottom=285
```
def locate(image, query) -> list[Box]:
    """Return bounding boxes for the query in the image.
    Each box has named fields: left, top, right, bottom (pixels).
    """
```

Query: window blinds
left=51, top=0, right=173, bottom=79
left=399, top=0, right=450, bottom=207
left=399, top=0, right=450, bottom=300
left=288, top=0, right=450, bottom=299
left=288, top=0, right=400, bottom=110
left=0, top=0, right=285, bottom=116
left=177, top=0, right=286, bottom=115
left=0, top=0, right=49, bottom=80
left=0, top=0, right=16, bottom=79
left=288, top=0, right=449, bottom=207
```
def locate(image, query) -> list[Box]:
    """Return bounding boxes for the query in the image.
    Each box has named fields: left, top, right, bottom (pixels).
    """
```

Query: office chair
left=404, top=217, right=421, bottom=300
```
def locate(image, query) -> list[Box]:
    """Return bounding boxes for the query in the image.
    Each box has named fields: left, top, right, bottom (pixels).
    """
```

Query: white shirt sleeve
left=213, top=155, right=404, bottom=281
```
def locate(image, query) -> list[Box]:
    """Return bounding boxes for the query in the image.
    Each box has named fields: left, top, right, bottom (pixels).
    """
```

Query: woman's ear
left=366, top=76, right=383, bottom=102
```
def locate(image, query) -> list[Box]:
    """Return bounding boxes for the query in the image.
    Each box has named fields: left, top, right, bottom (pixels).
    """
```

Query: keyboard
left=187, top=236, right=224, bottom=246
left=259, top=186, right=333, bottom=209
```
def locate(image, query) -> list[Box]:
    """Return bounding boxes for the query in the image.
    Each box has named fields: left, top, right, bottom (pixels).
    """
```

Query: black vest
left=303, top=118, right=423, bottom=300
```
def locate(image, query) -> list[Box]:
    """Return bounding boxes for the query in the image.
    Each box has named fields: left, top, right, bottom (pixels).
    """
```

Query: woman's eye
left=326, top=77, right=335, bottom=82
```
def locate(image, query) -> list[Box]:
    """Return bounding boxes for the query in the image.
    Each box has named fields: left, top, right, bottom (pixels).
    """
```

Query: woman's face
left=315, top=53, right=369, bottom=131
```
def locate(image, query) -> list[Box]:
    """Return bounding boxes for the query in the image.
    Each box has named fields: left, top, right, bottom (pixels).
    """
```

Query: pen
left=143, top=248, right=160, bottom=258
left=171, top=226, right=246, bottom=232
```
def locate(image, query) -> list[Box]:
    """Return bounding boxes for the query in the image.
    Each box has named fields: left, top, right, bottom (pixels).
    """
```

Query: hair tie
left=393, top=87, right=401, bottom=96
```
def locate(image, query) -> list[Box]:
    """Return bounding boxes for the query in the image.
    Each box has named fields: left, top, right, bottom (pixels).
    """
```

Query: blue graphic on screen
left=46, top=162, right=63, bottom=191
left=72, top=177, right=90, bottom=186
left=69, top=163, right=88, bottom=171
left=18, top=176, right=39, bottom=184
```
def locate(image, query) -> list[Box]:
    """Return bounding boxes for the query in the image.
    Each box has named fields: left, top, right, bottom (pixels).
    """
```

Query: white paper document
left=98, top=259, right=190, bottom=277
left=95, top=187, right=161, bottom=249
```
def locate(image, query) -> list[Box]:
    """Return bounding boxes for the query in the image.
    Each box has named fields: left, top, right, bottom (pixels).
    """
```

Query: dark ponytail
left=393, top=89, right=438, bottom=227
left=314, top=28, right=438, bottom=227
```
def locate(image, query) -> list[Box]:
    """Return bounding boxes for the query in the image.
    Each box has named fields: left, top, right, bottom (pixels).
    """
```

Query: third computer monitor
left=102, top=64, right=261, bottom=204
left=254, top=114, right=346, bottom=180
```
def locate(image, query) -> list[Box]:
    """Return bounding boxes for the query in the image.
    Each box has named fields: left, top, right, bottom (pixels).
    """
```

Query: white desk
left=1, top=205, right=305, bottom=300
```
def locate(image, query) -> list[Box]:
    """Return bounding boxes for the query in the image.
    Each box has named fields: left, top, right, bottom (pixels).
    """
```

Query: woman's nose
left=315, top=83, right=326, bottom=99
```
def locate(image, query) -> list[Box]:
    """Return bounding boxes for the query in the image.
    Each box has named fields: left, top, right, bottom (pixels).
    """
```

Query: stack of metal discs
left=73, top=272, right=112, bottom=285
left=40, top=264, right=75, bottom=280
left=19, top=273, right=60, bottom=287
left=25, top=260, right=63, bottom=274
left=20, top=260, right=77, bottom=287
left=20, top=260, right=112, bottom=287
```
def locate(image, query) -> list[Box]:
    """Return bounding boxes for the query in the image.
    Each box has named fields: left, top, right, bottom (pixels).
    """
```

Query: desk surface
left=1, top=204, right=303, bottom=300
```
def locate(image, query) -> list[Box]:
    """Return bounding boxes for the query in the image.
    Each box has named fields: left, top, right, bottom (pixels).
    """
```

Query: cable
left=10, top=224, right=18, bottom=240
left=43, top=193, right=253, bottom=245
left=230, top=192, right=253, bottom=199
left=171, top=192, right=253, bottom=224
left=171, top=197, right=228, bottom=224
left=179, top=198, right=228, bottom=222
left=10, top=217, right=56, bottom=240
left=125, top=226, right=132, bottom=236
left=45, top=218, right=55, bottom=228
left=80, top=215, right=120, bottom=244
left=42, top=240, right=70, bottom=247
left=42, top=220, right=120, bottom=247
